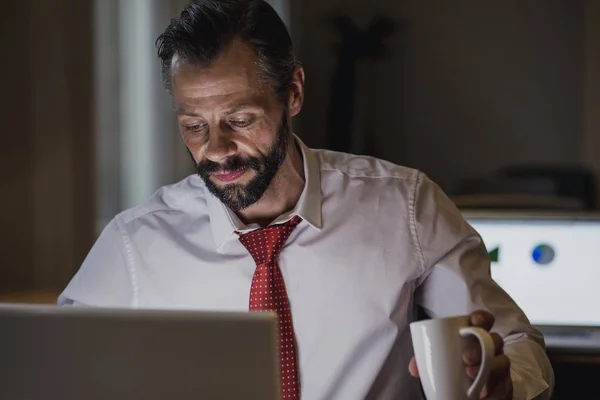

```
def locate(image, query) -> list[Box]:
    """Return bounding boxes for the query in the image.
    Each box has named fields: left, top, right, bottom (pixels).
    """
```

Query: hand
left=408, top=310, right=513, bottom=399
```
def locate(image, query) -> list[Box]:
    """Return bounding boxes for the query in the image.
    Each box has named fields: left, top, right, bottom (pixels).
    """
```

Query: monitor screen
left=464, top=212, right=600, bottom=328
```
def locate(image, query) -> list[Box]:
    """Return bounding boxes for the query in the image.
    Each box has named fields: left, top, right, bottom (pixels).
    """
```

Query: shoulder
left=117, top=174, right=209, bottom=226
left=315, top=148, right=421, bottom=183
left=58, top=174, right=209, bottom=307
left=311, top=148, right=429, bottom=203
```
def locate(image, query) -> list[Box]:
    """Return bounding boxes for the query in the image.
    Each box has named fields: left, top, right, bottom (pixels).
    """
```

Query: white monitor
left=0, top=305, right=279, bottom=400
left=464, top=211, right=600, bottom=351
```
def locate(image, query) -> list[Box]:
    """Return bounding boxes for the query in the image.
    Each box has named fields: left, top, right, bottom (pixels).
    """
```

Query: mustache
left=196, top=155, right=262, bottom=175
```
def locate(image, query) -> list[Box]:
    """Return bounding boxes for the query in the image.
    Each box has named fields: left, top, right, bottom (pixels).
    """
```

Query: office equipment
left=464, top=211, right=600, bottom=352
left=0, top=305, right=279, bottom=399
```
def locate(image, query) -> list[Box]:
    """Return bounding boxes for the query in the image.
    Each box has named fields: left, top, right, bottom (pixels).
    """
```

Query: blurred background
left=1, top=1, right=599, bottom=397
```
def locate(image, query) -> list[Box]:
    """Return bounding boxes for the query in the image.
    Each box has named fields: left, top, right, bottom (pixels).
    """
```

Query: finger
left=480, top=386, right=513, bottom=400
left=481, top=377, right=514, bottom=400
left=487, top=355, right=511, bottom=389
left=463, top=344, right=481, bottom=366
left=463, top=333, right=504, bottom=365
left=465, top=354, right=510, bottom=384
left=466, top=364, right=479, bottom=380
left=408, top=356, right=420, bottom=377
left=469, top=310, right=494, bottom=331
left=490, top=332, right=504, bottom=355
left=474, top=355, right=511, bottom=398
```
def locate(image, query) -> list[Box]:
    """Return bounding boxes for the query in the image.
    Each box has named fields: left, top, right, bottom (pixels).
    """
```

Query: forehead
left=171, top=40, right=269, bottom=108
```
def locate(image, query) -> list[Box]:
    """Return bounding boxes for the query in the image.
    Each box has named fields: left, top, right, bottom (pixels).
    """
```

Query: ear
left=288, top=65, right=305, bottom=118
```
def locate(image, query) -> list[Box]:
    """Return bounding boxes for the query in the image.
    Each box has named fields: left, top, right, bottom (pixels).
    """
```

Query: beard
left=195, top=110, right=290, bottom=212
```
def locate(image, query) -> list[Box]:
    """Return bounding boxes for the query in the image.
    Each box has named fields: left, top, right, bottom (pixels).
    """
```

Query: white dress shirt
left=59, top=136, right=554, bottom=399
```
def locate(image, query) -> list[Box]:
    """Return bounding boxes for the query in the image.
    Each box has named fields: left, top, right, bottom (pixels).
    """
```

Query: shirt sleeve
left=411, top=172, right=554, bottom=400
left=57, top=217, right=135, bottom=307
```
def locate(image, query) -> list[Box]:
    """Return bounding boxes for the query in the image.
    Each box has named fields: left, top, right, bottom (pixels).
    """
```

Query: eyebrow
left=175, top=106, right=200, bottom=117
left=175, top=104, right=260, bottom=117
left=223, top=105, right=255, bottom=116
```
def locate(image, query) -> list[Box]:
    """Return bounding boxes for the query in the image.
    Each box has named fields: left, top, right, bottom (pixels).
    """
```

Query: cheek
left=236, top=131, right=270, bottom=157
left=181, top=133, right=206, bottom=162
left=245, top=121, right=281, bottom=153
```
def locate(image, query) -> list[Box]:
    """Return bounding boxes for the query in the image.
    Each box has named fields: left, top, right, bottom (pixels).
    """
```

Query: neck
left=236, top=138, right=305, bottom=227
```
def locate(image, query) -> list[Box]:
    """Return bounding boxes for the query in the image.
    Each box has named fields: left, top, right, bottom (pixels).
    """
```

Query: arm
left=58, top=217, right=136, bottom=307
left=411, top=172, right=554, bottom=399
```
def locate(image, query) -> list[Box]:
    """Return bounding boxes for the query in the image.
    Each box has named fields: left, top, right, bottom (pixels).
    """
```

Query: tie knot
left=238, top=216, right=301, bottom=265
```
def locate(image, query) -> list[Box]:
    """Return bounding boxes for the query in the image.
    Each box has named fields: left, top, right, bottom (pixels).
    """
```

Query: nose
left=204, top=128, right=237, bottom=163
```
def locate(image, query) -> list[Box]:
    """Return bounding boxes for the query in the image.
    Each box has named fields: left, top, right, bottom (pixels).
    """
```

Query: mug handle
left=459, top=326, right=495, bottom=400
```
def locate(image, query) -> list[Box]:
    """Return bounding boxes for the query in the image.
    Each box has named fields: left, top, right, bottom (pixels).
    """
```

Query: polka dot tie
left=237, top=216, right=302, bottom=400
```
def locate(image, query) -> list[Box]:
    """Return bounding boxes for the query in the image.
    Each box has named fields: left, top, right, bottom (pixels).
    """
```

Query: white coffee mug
left=410, top=315, right=495, bottom=400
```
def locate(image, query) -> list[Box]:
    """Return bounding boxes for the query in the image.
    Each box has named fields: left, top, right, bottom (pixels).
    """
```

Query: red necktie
left=237, top=216, right=302, bottom=399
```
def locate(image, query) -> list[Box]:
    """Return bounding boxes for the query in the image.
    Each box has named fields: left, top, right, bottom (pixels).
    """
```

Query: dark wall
left=0, top=1, right=34, bottom=290
left=295, top=1, right=585, bottom=191
left=0, top=0, right=95, bottom=291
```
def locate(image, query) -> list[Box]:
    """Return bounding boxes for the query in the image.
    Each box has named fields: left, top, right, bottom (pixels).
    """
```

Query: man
left=59, top=1, right=554, bottom=399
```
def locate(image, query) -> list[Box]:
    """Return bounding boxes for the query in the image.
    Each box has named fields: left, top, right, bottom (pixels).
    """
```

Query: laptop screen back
left=464, top=213, right=600, bottom=328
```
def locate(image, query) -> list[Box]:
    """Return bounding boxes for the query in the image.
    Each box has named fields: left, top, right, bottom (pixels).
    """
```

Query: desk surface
left=0, top=290, right=59, bottom=305
left=548, top=351, right=600, bottom=365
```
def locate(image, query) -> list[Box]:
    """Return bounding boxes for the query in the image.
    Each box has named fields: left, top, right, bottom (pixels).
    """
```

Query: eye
left=184, top=123, right=207, bottom=133
left=229, top=118, right=253, bottom=128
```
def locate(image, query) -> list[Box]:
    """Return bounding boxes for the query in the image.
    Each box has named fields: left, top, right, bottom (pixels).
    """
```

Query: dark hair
left=156, top=0, right=298, bottom=104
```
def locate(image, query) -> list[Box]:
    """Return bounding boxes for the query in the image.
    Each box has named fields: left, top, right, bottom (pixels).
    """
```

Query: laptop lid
left=0, top=305, right=279, bottom=400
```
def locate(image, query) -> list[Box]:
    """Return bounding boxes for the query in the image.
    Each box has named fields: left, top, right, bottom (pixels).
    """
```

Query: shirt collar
left=206, top=134, right=322, bottom=251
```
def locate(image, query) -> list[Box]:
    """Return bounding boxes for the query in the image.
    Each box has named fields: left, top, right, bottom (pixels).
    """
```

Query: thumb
left=408, top=356, right=420, bottom=377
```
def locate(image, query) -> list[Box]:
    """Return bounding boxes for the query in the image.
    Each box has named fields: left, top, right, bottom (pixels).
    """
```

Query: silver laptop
left=0, top=304, right=279, bottom=400
left=464, top=211, right=600, bottom=353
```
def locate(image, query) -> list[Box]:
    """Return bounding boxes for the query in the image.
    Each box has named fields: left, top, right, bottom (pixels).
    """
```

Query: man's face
left=171, top=40, right=289, bottom=211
